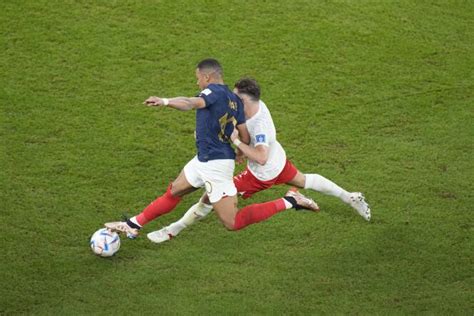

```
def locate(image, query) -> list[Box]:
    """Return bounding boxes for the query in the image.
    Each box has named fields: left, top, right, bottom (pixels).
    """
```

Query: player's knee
left=224, top=222, right=236, bottom=231
left=289, top=171, right=306, bottom=188
left=222, top=218, right=237, bottom=231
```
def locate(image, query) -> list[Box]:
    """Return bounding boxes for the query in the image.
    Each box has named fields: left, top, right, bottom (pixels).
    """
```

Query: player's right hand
left=144, top=96, right=164, bottom=106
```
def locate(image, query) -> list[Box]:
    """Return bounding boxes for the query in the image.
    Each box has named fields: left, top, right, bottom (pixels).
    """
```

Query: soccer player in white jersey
left=147, top=77, right=371, bottom=243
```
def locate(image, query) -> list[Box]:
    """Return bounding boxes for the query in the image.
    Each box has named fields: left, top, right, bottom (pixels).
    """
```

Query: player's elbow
left=256, top=156, right=268, bottom=165
left=183, top=100, right=196, bottom=110
left=255, top=150, right=269, bottom=165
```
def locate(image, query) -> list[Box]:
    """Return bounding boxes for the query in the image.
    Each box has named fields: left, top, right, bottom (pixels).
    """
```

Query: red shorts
left=233, top=160, right=298, bottom=199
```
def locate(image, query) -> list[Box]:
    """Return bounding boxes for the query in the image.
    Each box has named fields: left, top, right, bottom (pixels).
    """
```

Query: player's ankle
left=283, top=196, right=298, bottom=209
left=127, top=218, right=141, bottom=230
left=282, top=197, right=294, bottom=209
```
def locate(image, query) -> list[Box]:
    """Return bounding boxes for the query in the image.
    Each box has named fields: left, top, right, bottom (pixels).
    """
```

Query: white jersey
left=246, top=100, right=286, bottom=181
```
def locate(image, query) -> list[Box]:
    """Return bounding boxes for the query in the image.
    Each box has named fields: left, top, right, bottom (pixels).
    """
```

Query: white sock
left=283, top=198, right=293, bottom=209
left=128, top=216, right=142, bottom=228
left=167, top=202, right=213, bottom=236
left=304, top=174, right=351, bottom=204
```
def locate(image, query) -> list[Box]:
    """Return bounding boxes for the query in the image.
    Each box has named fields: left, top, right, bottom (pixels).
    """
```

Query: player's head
left=195, top=58, right=223, bottom=90
left=233, top=77, right=261, bottom=102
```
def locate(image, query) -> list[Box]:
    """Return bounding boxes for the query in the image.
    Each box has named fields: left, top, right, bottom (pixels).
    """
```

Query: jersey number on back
left=218, top=113, right=237, bottom=142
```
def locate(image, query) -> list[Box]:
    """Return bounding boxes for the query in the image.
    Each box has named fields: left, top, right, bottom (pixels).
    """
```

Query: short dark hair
left=234, top=77, right=260, bottom=101
left=197, top=58, right=223, bottom=76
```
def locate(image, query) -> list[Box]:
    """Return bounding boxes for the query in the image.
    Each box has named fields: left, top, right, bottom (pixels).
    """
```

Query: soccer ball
left=90, top=228, right=121, bottom=257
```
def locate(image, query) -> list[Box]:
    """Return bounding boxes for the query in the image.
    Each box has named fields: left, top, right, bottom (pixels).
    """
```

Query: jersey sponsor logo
left=255, top=134, right=266, bottom=143
left=200, top=88, right=212, bottom=96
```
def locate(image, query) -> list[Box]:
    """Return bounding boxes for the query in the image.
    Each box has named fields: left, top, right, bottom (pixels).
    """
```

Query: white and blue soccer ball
left=90, top=228, right=121, bottom=257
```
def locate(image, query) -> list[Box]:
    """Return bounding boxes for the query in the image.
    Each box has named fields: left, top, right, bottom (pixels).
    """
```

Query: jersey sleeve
left=198, top=87, right=219, bottom=107
left=253, top=120, right=270, bottom=147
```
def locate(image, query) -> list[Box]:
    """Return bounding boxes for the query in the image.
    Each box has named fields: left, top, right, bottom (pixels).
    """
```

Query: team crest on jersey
left=255, top=134, right=266, bottom=143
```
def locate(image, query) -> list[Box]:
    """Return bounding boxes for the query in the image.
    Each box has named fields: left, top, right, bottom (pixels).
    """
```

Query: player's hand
left=230, top=127, right=239, bottom=141
left=236, top=151, right=246, bottom=164
left=144, top=96, right=165, bottom=106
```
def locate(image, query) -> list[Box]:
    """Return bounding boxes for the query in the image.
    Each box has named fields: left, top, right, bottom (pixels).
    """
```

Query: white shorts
left=183, top=156, right=237, bottom=203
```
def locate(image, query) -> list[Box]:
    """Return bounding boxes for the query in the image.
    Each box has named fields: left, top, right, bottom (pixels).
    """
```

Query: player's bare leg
left=213, top=195, right=239, bottom=230
left=287, top=170, right=371, bottom=221
left=213, top=189, right=318, bottom=231
left=168, top=170, right=200, bottom=197
left=105, top=170, right=198, bottom=238
left=287, top=171, right=306, bottom=188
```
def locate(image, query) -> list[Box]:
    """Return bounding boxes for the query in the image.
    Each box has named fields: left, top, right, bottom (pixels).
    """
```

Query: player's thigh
left=286, top=170, right=306, bottom=188
left=183, top=156, right=205, bottom=188
left=171, top=170, right=198, bottom=197
left=212, top=195, right=238, bottom=229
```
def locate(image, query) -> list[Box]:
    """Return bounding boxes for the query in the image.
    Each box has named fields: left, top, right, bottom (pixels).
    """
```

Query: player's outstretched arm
left=144, top=96, right=206, bottom=111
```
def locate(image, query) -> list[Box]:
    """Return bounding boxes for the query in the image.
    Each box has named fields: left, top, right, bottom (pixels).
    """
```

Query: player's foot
left=348, top=192, right=371, bottom=221
left=104, top=221, right=140, bottom=239
left=147, top=227, right=174, bottom=244
left=285, top=187, right=320, bottom=211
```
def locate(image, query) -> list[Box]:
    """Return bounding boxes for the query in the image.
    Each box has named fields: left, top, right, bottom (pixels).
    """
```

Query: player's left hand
left=144, top=96, right=165, bottom=106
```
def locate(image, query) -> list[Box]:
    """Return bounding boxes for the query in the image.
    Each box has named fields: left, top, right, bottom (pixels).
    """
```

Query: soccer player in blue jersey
left=105, top=59, right=318, bottom=238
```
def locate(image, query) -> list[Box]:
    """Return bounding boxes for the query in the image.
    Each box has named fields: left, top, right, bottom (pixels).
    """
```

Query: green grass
left=1, top=0, right=473, bottom=314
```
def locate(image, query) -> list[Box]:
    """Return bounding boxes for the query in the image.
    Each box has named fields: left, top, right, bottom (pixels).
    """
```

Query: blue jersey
left=195, top=84, right=245, bottom=162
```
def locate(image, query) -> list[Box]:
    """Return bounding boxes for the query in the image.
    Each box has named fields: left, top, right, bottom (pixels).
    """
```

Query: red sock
left=233, top=198, right=287, bottom=230
left=135, top=184, right=181, bottom=226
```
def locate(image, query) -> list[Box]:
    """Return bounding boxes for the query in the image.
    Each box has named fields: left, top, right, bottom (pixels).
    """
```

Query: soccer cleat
left=147, top=227, right=174, bottom=244
left=285, top=187, right=320, bottom=211
left=348, top=192, right=371, bottom=221
left=104, top=221, right=140, bottom=239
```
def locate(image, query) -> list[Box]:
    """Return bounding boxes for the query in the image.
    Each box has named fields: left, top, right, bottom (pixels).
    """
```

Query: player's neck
left=207, top=77, right=224, bottom=85
left=244, top=100, right=260, bottom=119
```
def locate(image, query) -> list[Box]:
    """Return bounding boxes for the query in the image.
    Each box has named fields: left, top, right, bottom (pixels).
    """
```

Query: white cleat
left=104, top=221, right=140, bottom=239
left=285, top=187, right=320, bottom=212
left=147, top=228, right=174, bottom=244
left=349, top=192, right=371, bottom=221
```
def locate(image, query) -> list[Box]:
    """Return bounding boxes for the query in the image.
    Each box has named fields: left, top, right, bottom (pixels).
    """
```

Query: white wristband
left=233, top=139, right=242, bottom=147
left=162, top=98, right=169, bottom=106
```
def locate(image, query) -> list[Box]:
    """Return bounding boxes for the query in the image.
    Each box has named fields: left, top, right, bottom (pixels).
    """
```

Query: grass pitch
left=1, top=0, right=473, bottom=314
